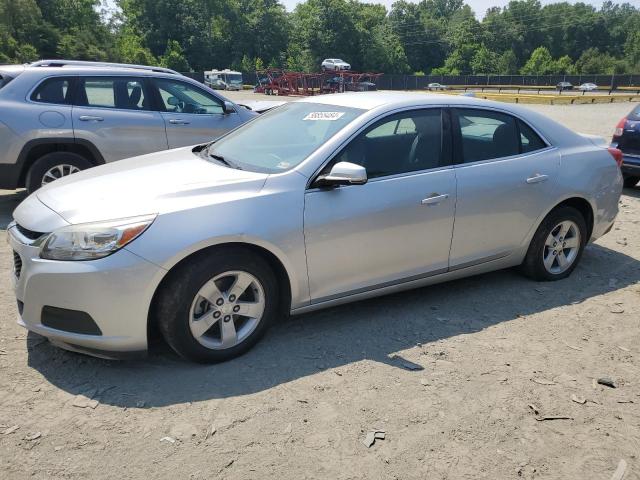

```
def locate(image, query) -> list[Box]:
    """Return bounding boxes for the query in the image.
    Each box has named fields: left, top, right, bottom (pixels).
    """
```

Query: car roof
left=23, top=65, right=177, bottom=77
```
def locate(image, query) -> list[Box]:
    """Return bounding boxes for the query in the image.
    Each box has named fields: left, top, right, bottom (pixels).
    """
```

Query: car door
left=304, top=108, right=456, bottom=303
left=448, top=107, right=560, bottom=268
left=151, top=78, right=244, bottom=148
left=71, top=76, right=167, bottom=163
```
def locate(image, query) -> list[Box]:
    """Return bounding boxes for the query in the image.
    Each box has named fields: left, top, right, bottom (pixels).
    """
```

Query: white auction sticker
left=303, top=112, right=345, bottom=121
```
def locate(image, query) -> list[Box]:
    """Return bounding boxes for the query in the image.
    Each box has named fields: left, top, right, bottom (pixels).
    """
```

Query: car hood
left=17, top=146, right=269, bottom=228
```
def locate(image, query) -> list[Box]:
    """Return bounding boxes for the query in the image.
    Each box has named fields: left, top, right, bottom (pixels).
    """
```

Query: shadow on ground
left=25, top=241, right=639, bottom=408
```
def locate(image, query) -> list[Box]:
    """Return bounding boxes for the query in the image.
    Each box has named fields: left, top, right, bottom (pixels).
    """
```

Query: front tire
left=623, top=175, right=639, bottom=188
left=520, top=206, right=587, bottom=281
left=26, top=152, right=92, bottom=193
left=156, top=248, right=278, bottom=363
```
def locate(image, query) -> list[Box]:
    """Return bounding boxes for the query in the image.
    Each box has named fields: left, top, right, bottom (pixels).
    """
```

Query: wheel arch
left=147, top=241, right=293, bottom=342
left=17, top=138, right=105, bottom=187
left=528, top=195, right=595, bottom=247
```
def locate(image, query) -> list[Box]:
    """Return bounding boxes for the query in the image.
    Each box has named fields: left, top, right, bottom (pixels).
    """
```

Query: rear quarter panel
left=555, top=144, right=622, bottom=241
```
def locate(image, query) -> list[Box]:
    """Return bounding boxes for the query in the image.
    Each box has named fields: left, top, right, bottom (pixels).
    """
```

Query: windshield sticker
left=303, top=112, right=345, bottom=121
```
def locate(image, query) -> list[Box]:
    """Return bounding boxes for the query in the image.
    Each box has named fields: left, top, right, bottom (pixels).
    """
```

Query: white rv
left=204, top=69, right=243, bottom=91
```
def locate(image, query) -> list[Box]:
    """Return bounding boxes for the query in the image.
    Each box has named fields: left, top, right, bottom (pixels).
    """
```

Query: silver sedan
left=8, top=92, right=623, bottom=362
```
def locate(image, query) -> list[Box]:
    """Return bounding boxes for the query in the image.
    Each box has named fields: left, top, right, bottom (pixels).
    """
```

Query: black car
left=612, top=104, right=640, bottom=188
left=556, top=81, right=573, bottom=91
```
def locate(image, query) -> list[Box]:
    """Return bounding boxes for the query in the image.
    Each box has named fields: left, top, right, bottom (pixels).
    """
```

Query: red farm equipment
left=254, top=69, right=382, bottom=96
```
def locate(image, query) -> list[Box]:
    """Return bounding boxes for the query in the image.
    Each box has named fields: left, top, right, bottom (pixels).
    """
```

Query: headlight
left=39, top=215, right=156, bottom=261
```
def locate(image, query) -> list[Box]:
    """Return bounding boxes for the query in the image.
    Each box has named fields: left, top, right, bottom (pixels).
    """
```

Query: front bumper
left=7, top=224, right=165, bottom=357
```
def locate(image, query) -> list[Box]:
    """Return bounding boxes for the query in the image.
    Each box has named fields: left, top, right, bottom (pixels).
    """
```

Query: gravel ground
left=1, top=101, right=639, bottom=479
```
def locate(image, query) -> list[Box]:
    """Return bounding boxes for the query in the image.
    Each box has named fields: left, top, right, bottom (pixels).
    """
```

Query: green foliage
left=0, top=0, right=639, bottom=75
left=160, top=40, right=190, bottom=72
left=520, top=47, right=555, bottom=75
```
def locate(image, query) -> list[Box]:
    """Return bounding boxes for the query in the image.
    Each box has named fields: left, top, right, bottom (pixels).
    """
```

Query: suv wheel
left=520, top=206, right=587, bottom=281
left=156, top=247, right=278, bottom=363
left=26, top=152, right=92, bottom=193
left=623, top=175, right=639, bottom=188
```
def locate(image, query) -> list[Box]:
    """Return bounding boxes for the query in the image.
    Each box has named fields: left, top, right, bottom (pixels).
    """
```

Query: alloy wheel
left=188, top=270, right=265, bottom=350
left=41, top=164, right=81, bottom=186
left=542, top=220, right=581, bottom=274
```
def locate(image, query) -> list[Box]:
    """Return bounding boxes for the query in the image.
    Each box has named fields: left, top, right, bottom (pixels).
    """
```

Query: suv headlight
left=39, top=215, right=156, bottom=261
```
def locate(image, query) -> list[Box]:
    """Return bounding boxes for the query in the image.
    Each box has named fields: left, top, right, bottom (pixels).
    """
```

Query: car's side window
left=518, top=119, right=547, bottom=153
left=155, top=79, right=223, bottom=114
left=75, top=77, right=149, bottom=110
left=331, top=109, right=443, bottom=179
left=455, top=109, right=520, bottom=163
left=31, top=77, right=74, bottom=105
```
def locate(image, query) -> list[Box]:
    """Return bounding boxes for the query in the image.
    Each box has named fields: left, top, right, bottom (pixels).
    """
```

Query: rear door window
left=455, top=109, right=519, bottom=163
left=75, top=77, right=149, bottom=110
left=31, top=77, right=74, bottom=105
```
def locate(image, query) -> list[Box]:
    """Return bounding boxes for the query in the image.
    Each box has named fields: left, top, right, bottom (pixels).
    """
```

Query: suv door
left=151, top=78, right=244, bottom=148
left=448, top=108, right=560, bottom=268
left=72, top=76, right=167, bottom=162
left=304, top=108, right=456, bottom=303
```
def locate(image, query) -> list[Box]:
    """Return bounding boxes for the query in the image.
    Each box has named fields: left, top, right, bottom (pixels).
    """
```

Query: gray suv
left=0, top=60, right=256, bottom=193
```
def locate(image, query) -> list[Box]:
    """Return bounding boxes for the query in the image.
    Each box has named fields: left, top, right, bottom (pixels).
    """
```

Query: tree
left=520, top=46, right=555, bottom=75
left=160, top=39, right=189, bottom=71
left=471, top=45, right=499, bottom=74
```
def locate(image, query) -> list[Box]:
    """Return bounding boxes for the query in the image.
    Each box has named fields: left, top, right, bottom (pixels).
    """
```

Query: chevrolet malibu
left=8, top=93, right=623, bottom=363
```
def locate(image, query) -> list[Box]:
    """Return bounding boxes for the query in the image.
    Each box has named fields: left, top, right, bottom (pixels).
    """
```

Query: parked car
left=556, top=81, right=574, bottom=91
left=578, top=83, right=598, bottom=92
left=427, top=82, right=448, bottom=91
left=611, top=103, right=640, bottom=188
left=323, top=75, right=377, bottom=93
left=0, top=60, right=256, bottom=193
left=321, top=58, right=351, bottom=71
left=9, top=92, right=622, bottom=362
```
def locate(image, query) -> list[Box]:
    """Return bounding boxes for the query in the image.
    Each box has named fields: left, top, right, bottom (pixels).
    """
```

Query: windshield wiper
left=207, top=149, right=242, bottom=170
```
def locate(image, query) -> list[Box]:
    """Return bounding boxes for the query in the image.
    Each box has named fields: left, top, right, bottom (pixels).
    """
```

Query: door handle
left=169, top=119, right=190, bottom=125
left=421, top=193, right=449, bottom=206
left=78, top=115, right=104, bottom=122
left=526, top=174, right=549, bottom=184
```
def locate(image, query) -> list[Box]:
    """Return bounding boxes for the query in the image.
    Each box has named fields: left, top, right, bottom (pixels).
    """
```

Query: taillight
left=608, top=147, right=623, bottom=168
left=613, top=117, right=627, bottom=137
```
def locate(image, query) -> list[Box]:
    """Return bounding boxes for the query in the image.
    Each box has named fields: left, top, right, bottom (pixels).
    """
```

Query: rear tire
left=26, top=152, right=92, bottom=193
left=156, top=248, right=278, bottom=363
left=520, top=206, right=587, bottom=281
left=623, top=175, right=639, bottom=188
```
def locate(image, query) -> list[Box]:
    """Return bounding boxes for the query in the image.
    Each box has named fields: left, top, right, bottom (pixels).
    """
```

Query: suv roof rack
left=30, top=60, right=182, bottom=76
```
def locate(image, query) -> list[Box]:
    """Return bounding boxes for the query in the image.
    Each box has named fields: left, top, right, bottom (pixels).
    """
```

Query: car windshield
left=207, top=102, right=364, bottom=173
left=226, top=74, right=242, bottom=84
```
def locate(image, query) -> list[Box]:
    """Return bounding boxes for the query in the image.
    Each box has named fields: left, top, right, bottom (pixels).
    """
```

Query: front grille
left=16, top=223, right=46, bottom=241
left=13, top=251, right=22, bottom=278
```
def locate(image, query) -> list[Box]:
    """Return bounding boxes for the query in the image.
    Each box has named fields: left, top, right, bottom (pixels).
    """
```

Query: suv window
left=518, top=119, right=547, bottom=153
left=155, top=79, right=223, bottom=114
left=456, top=109, right=519, bottom=162
left=31, top=77, right=73, bottom=105
left=332, top=109, right=443, bottom=179
left=75, top=77, right=148, bottom=110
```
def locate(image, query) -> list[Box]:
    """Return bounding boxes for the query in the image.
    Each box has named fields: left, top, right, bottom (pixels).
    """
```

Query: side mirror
left=315, top=162, right=367, bottom=188
left=223, top=100, right=236, bottom=114
left=167, top=96, right=180, bottom=106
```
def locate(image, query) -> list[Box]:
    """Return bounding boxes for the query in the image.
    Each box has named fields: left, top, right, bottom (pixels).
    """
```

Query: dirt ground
left=1, top=101, right=639, bottom=479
